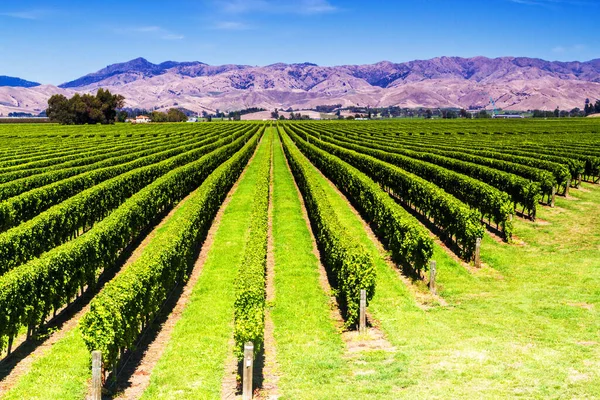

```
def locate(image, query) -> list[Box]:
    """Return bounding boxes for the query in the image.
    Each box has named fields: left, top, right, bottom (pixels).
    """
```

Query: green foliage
left=0, top=129, right=253, bottom=275
left=233, top=133, right=272, bottom=360
left=292, top=125, right=515, bottom=241
left=280, top=128, right=376, bottom=327
left=0, top=132, right=228, bottom=231
left=285, top=126, right=434, bottom=270
left=46, top=89, right=125, bottom=125
left=291, top=125, right=484, bottom=259
left=150, top=108, right=188, bottom=123
left=0, top=128, right=260, bottom=355
left=79, top=131, right=261, bottom=367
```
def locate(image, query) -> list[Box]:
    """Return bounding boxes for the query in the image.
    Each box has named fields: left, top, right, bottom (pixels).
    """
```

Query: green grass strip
left=2, top=328, right=90, bottom=400
left=270, top=130, right=353, bottom=399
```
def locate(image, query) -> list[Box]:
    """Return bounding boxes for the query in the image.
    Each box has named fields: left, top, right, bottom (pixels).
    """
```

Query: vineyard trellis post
left=429, top=260, right=437, bottom=295
left=474, top=238, right=482, bottom=268
left=91, top=350, right=102, bottom=400
left=243, top=342, right=254, bottom=400
left=359, top=289, right=367, bottom=334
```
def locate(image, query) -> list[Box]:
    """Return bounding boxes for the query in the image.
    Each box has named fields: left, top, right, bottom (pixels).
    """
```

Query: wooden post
left=429, top=260, right=437, bottom=295
left=550, top=186, right=556, bottom=207
left=565, top=179, right=571, bottom=196
left=243, top=342, right=254, bottom=400
left=359, top=289, right=367, bottom=334
left=91, top=351, right=102, bottom=400
left=577, top=174, right=582, bottom=188
left=474, top=237, right=482, bottom=268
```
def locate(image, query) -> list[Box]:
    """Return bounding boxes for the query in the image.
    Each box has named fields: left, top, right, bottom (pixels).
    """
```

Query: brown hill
left=2, top=56, right=599, bottom=115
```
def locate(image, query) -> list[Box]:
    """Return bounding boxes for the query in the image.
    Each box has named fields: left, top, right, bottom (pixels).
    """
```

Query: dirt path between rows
left=113, top=143, right=262, bottom=400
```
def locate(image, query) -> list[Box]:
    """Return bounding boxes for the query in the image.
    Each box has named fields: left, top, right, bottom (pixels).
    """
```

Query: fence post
left=359, top=289, right=367, bottom=334
left=474, top=237, right=482, bottom=268
left=91, top=350, right=102, bottom=400
left=550, top=186, right=556, bottom=207
left=565, top=179, right=571, bottom=196
left=577, top=174, right=582, bottom=188
left=429, top=260, right=437, bottom=295
left=243, top=342, right=254, bottom=400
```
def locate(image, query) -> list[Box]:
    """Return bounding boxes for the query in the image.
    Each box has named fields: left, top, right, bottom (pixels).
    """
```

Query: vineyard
left=0, top=119, right=599, bottom=399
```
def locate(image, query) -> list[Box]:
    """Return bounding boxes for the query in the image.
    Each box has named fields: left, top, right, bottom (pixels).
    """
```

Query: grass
left=2, top=328, right=90, bottom=400
left=3, top=126, right=599, bottom=399
left=2, top=130, right=270, bottom=400
left=269, top=130, right=353, bottom=399
left=297, top=143, right=600, bottom=398
left=140, top=129, right=271, bottom=399
left=386, top=184, right=600, bottom=399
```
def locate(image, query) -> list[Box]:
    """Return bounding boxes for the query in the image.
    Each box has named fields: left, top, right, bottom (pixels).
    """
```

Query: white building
left=134, top=115, right=151, bottom=123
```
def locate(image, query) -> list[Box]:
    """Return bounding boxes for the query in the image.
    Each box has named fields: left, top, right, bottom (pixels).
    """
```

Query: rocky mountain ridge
left=1, top=56, right=599, bottom=116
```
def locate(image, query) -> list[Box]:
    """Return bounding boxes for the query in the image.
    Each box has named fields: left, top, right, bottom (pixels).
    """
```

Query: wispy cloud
left=212, top=21, right=252, bottom=30
left=552, top=44, right=587, bottom=53
left=0, top=9, right=51, bottom=20
left=214, top=0, right=338, bottom=15
left=508, top=0, right=598, bottom=7
left=114, top=26, right=185, bottom=40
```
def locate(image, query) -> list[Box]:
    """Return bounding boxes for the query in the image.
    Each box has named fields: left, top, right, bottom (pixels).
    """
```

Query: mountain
left=0, top=76, right=40, bottom=88
left=2, top=56, right=600, bottom=116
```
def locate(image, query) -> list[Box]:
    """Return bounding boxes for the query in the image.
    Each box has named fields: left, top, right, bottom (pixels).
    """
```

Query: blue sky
left=0, top=0, right=598, bottom=85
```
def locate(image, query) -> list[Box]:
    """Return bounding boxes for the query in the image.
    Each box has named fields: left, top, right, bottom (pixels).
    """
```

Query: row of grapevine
left=338, top=129, right=572, bottom=191
left=0, top=132, right=204, bottom=202
left=0, top=129, right=256, bottom=275
left=295, top=126, right=515, bottom=239
left=315, top=128, right=542, bottom=220
left=0, top=134, right=184, bottom=187
left=280, top=128, right=376, bottom=327
left=284, top=127, right=434, bottom=271
left=291, top=127, right=484, bottom=259
left=233, top=133, right=272, bottom=359
left=0, top=128, right=260, bottom=354
left=0, top=125, right=254, bottom=230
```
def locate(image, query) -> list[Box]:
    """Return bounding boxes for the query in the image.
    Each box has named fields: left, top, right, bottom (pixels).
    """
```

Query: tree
left=46, top=89, right=125, bottom=125
left=595, top=100, right=600, bottom=114
left=271, top=109, right=279, bottom=119
left=460, top=109, right=469, bottom=118
left=46, top=94, right=74, bottom=124
left=584, top=98, right=592, bottom=116
left=150, top=111, right=167, bottom=122
left=425, top=109, right=433, bottom=119
left=570, top=107, right=583, bottom=117
left=166, top=108, right=187, bottom=122
left=554, top=107, right=560, bottom=118
left=117, top=111, right=128, bottom=123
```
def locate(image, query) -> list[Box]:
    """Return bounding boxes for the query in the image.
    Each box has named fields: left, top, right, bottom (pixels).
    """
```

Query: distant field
left=0, top=119, right=599, bottom=399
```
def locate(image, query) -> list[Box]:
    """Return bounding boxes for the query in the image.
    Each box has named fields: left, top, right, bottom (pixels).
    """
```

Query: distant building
left=492, top=114, right=524, bottom=119
left=134, top=115, right=151, bottom=123
left=187, top=117, right=198, bottom=123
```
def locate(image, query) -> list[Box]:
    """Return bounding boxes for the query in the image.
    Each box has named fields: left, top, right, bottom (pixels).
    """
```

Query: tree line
left=47, top=89, right=125, bottom=125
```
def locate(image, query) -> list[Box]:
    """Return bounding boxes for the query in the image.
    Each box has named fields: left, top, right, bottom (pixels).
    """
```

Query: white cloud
left=162, top=33, right=185, bottom=40
left=0, top=9, right=51, bottom=20
left=214, top=0, right=338, bottom=15
left=212, top=21, right=251, bottom=30
left=114, top=26, right=184, bottom=40
left=553, top=44, right=587, bottom=53
left=508, top=0, right=598, bottom=7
